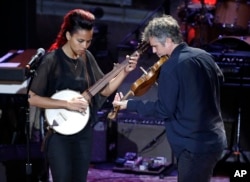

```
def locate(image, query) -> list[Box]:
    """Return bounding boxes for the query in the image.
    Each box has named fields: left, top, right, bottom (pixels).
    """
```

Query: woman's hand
left=124, top=52, right=140, bottom=73
left=67, top=96, right=89, bottom=114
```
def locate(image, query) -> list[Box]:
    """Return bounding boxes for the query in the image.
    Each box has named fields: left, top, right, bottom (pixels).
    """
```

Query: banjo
left=45, top=42, right=149, bottom=135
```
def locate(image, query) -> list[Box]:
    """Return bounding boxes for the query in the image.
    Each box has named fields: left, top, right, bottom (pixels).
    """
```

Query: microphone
left=25, top=48, right=45, bottom=77
left=26, top=48, right=45, bottom=70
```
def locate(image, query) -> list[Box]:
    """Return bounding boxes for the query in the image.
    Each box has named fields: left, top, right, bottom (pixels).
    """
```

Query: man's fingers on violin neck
left=115, top=92, right=123, bottom=100
left=118, top=92, right=123, bottom=100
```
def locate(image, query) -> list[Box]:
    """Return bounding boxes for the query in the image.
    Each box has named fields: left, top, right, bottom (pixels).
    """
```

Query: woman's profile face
left=67, top=28, right=94, bottom=57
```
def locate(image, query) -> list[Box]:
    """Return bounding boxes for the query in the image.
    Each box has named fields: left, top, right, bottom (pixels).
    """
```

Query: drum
left=232, top=36, right=250, bottom=46
left=178, top=0, right=216, bottom=23
left=180, top=22, right=219, bottom=47
left=214, top=1, right=250, bottom=31
left=208, top=36, right=250, bottom=51
left=190, top=0, right=216, bottom=9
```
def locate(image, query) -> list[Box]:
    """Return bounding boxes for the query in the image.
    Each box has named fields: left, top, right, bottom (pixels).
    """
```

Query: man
left=113, top=15, right=227, bottom=182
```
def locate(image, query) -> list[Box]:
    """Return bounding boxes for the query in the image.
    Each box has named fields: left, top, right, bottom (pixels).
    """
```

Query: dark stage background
left=0, top=0, right=250, bottom=181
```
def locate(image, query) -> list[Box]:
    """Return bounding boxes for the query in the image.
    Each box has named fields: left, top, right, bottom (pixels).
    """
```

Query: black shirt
left=30, top=48, right=106, bottom=123
left=127, top=43, right=227, bottom=156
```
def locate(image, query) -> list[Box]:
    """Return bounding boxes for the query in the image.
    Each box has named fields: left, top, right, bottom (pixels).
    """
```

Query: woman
left=28, top=9, right=139, bottom=182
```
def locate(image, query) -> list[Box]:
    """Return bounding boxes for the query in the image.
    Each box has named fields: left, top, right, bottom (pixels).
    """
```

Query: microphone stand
left=24, top=65, right=40, bottom=182
left=220, top=71, right=250, bottom=164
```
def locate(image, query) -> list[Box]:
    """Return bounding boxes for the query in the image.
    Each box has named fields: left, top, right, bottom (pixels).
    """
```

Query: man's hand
left=112, top=92, right=128, bottom=110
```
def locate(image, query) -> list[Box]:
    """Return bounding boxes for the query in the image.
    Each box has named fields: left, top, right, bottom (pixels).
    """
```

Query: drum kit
left=178, top=1, right=250, bottom=165
left=177, top=0, right=250, bottom=49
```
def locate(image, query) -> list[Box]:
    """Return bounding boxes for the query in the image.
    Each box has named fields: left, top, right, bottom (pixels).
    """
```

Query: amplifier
left=209, top=51, right=250, bottom=86
left=116, top=113, right=173, bottom=165
left=91, top=121, right=107, bottom=163
left=210, top=50, right=250, bottom=65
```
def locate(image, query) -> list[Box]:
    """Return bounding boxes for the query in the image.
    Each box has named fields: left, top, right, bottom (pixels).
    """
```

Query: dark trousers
left=45, top=123, right=92, bottom=182
left=177, top=149, right=223, bottom=182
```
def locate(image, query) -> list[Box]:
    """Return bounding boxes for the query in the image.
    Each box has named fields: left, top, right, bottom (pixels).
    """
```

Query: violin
left=107, top=55, right=168, bottom=120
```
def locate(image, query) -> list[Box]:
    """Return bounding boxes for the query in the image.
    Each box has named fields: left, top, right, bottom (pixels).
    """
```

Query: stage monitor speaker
left=117, top=118, right=173, bottom=164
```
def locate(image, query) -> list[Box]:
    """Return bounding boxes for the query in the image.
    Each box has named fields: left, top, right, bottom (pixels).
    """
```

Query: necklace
left=72, top=59, right=78, bottom=70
